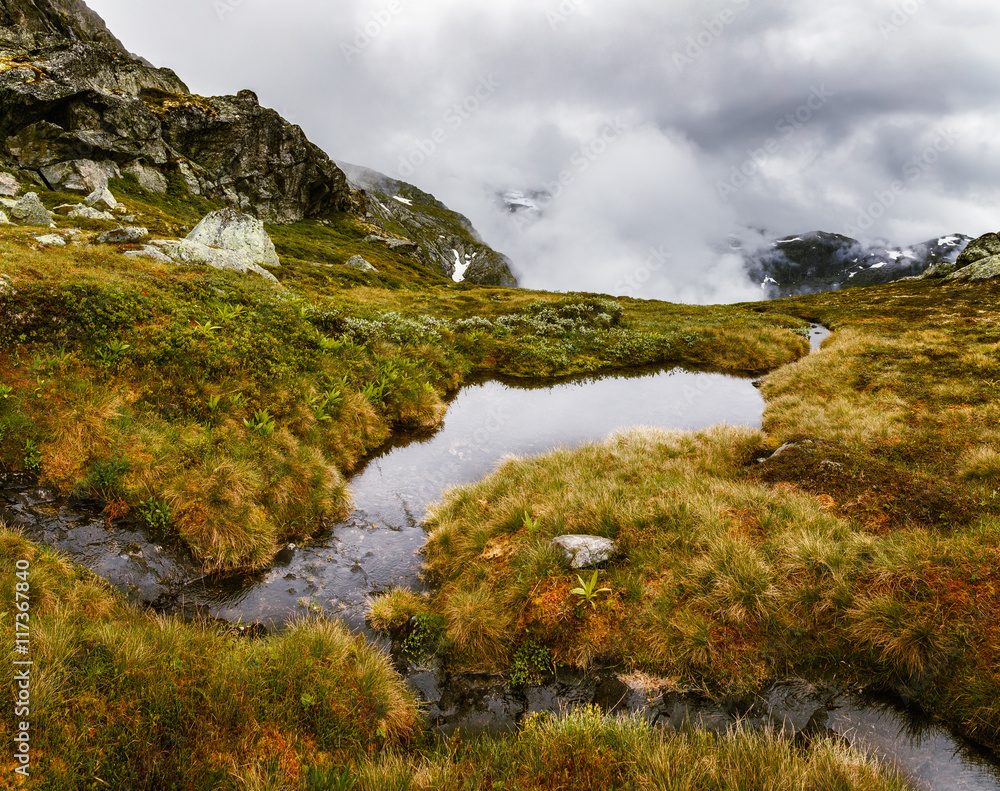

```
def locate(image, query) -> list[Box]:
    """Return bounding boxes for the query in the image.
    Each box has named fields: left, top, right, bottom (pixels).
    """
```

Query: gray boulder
left=122, top=244, right=172, bottom=264
left=122, top=160, right=167, bottom=193
left=33, top=233, right=66, bottom=246
left=94, top=226, right=148, bottom=244
left=39, top=158, right=118, bottom=193
left=68, top=205, right=114, bottom=220
left=551, top=535, right=618, bottom=569
left=10, top=192, right=53, bottom=225
left=185, top=208, right=279, bottom=268
left=0, top=210, right=9, bottom=224
left=146, top=239, right=280, bottom=285
left=344, top=254, right=377, bottom=273
left=0, top=173, right=19, bottom=197
left=85, top=184, right=118, bottom=210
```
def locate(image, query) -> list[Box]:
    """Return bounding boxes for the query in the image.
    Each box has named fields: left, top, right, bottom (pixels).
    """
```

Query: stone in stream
left=550, top=534, right=618, bottom=569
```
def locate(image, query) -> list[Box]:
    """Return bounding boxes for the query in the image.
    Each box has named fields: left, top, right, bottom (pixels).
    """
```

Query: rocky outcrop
left=185, top=208, right=279, bottom=268
left=10, top=191, right=51, bottom=224
left=0, top=0, right=128, bottom=53
left=135, top=239, right=280, bottom=285
left=341, top=161, right=518, bottom=287
left=925, top=232, right=1000, bottom=282
left=0, top=2, right=351, bottom=223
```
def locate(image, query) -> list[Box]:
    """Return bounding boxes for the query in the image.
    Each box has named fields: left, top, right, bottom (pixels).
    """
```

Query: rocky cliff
left=0, top=0, right=518, bottom=285
left=0, top=0, right=352, bottom=222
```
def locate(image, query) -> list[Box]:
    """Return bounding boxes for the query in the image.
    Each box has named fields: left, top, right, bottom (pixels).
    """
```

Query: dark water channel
left=4, top=328, right=1000, bottom=788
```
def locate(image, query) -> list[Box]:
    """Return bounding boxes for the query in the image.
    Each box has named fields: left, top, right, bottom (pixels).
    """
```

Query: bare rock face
left=0, top=0, right=351, bottom=223
left=185, top=208, right=280, bottom=268
left=0, top=0, right=129, bottom=52
left=40, top=158, right=117, bottom=192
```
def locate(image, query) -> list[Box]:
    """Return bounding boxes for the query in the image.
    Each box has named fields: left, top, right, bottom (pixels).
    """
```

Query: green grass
left=354, top=705, right=908, bottom=791
left=0, top=183, right=807, bottom=572
left=0, top=527, right=419, bottom=787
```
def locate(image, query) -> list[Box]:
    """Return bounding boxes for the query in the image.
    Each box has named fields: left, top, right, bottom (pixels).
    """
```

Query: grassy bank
left=375, top=278, right=1000, bottom=752
left=0, top=527, right=418, bottom=788
left=0, top=181, right=807, bottom=572
left=2, top=527, right=910, bottom=790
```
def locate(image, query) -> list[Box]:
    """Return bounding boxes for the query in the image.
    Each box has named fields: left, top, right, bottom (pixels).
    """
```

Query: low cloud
left=89, top=0, right=1000, bottom=302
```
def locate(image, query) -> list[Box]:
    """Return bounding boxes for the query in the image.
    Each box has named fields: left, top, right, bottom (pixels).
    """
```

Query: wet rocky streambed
left=3, top=327, right=999, bottom=789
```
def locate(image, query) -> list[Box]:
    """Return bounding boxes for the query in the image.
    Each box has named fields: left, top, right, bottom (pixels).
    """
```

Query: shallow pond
left=2, top=366, right=764, bottom=629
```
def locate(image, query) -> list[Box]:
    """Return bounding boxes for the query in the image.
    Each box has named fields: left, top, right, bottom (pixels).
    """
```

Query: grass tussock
left=385, top=420, right=1000, bottom=750
left=354, top=706, right=908, bottom=791
left=0, top=526, right=419, bottom=788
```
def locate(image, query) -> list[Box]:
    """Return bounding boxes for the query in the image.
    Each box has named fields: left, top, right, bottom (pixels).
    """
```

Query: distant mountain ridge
left=743, top=231, right=972, bottom=298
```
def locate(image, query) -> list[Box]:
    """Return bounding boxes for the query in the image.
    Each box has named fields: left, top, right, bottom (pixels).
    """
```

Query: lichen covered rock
left=185, top=208, right=280, bottom=268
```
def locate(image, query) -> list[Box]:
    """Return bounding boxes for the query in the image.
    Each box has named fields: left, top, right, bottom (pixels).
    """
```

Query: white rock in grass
left=186, top=207, right=280, bottom=268
left=148, top=238, right=280, bottom=285
left=33, top=233, right=66, bottom=246
left=344, top=254, right=377, bottom=273
left=85, top=184, right=119, bottom=211
left=551, top=535, right=618, bottom=569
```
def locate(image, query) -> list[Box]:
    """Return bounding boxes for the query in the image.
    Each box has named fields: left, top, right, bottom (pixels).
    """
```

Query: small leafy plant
left=23, top=439, right=41, bottom=472
left=244, top=409, right=276, bottom=437
left=139, top=497, right=172, bottom=533
left=570, top=570, right=611, bottom=610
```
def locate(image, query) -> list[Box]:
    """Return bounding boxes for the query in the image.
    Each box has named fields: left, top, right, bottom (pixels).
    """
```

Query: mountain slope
left=342, top=162, right=518, bottom=286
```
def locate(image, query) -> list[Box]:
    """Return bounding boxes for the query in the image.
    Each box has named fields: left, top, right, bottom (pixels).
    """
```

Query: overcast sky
left=88, top=0, right=1000, bottom=302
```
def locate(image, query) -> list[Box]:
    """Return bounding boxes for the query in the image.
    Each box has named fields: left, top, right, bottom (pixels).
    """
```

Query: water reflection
left=827, top=694, right=1000, bottom=790
left=182, top=366, right=764, bottom=630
